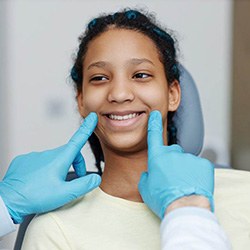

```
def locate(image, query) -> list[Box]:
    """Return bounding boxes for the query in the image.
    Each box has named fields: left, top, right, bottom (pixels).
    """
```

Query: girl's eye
left=90, top=75, right=108, bottom=83
left=133, top=73, right=152, bottom=80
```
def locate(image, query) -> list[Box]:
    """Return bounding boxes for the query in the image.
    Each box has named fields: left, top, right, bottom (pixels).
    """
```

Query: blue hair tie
left=171, top=64, right=179, bottom=76
left=70, top=67, right=79, bottom=82
left=88, top=19, right=97, bottom=30
left=125, top=10, right=138, bottom=20
left=111, top=12, right=118, bottom=20
left=153, top=27, right=164, bottom=37
left=153, top=27, right=173, bottom=42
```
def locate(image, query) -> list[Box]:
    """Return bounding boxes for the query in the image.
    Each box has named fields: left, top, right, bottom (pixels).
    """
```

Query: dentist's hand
left=138, top=110, right=214, bottom=219
left=0, top=112, right=101, bottom=224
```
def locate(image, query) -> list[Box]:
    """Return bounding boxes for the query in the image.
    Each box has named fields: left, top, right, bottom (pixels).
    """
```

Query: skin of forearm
left=166, top=195, right=211, bottom=215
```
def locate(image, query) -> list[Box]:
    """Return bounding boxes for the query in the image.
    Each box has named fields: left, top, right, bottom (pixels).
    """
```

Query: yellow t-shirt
left=22, top=186, right=161, bottom=250
left=214, top=169, right=250, bottom=249
left=21, top=169, right=250, bottom=250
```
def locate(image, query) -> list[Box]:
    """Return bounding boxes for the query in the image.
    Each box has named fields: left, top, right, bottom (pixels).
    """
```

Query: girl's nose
left=107, top=80, right=135, bottom=103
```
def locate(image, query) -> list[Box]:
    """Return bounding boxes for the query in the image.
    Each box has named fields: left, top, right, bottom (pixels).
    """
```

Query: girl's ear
left=168, top=80, right=181, bottom=111
left=77, top=92, right=85, bottom=117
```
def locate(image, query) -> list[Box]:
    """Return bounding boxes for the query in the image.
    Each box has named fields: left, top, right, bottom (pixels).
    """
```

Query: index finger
left=67, top=112, right=98, bottom=155
left=147, top=110, right=164, bottom=153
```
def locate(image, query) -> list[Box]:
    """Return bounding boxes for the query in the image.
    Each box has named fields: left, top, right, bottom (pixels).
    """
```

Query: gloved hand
left=138, top=110, right=214, bottom=219
left=0, top=112, right=101, bottom=224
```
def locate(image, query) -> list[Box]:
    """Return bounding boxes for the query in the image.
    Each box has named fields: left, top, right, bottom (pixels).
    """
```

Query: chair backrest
left=14, top=65, right=204, bottom=250
left=174, top=65, right=204, bottom=155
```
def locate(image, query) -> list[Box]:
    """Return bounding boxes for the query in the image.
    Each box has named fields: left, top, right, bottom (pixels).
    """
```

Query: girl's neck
left=100, top=147, right=148, bottom=202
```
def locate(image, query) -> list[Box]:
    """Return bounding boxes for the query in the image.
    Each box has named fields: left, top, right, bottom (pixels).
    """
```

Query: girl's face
left=78, top=28, right=180, bottom=153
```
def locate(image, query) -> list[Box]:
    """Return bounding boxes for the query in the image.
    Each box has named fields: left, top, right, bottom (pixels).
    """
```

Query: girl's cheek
left=139, top=88, right=169, bottom=110
left=82, top=90, right=105, bottom=114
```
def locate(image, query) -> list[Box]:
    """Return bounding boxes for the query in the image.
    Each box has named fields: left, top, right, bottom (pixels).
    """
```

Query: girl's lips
left=103, top=111, right=146, bottom=129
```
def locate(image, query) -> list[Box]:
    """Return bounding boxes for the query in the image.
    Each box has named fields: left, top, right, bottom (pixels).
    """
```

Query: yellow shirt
left=22, top=186, right=161, bottom=250
left=21, top=169, right=250, bottom=250
left=214, top=169, right=250, bottom=249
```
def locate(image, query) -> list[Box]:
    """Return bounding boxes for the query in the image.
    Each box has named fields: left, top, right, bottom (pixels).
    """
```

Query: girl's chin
left=101, top=135, right=147, bottom=154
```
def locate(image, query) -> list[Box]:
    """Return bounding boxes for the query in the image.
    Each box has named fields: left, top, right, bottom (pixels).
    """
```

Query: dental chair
left=14, top=65, right=204, bottom=250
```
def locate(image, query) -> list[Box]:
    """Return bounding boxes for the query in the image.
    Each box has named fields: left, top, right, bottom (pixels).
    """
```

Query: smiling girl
left=21, top=9, right=249, bottom=250
left=77, top=28, right=180, bottom=205
left=22, top=10, right=180, bottom=249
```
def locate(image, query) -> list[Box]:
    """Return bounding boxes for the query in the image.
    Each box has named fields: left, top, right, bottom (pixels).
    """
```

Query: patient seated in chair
left=21, top=9, right=250, bottom=250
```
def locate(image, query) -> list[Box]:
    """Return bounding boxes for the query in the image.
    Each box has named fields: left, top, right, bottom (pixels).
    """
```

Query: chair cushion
left=174, top=65, right=204, bottom=155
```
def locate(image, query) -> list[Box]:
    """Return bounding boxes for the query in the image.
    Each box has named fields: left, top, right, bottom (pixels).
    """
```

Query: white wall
left=0, top=0, right=232, bottom=248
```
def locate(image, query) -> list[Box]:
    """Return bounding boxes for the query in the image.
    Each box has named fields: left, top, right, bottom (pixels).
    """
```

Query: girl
left=21, top=9, right=248, bottom=250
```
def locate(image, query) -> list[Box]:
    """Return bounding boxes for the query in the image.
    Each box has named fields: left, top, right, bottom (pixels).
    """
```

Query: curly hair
left=70, top=9, right=180, bottom=174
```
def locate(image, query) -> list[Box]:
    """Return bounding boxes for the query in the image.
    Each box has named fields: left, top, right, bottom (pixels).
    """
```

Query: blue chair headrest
left=174, top=65, right=204, bottom=155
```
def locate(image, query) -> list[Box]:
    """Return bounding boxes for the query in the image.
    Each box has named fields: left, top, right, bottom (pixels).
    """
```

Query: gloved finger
left=138, top=171, right=148, bottom=195
left=63, top=174, right=101, bottom=202
left=66, top=112, right=98, bottom=162
left=164, top=144, right=184, bottom=153
left=72, top=152, right=86, bottom=177
left=147, top=110, right=164, bottom=154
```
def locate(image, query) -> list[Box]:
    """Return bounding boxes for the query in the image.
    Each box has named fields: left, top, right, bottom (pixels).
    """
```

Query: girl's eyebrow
left=129, top=58, right=155, bottom=66
left=87, top=58, right=154, bottom=70
left=87, top=61, right=109, bottom=70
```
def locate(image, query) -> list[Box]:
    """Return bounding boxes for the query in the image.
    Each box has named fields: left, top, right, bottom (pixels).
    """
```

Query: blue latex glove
left=0, top=112, right=101, bottom=224
left=138, top=110, right=214, bottom=219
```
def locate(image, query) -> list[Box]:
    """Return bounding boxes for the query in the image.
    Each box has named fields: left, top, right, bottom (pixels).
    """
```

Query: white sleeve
left=0, top=196, right=16, bottom=238
left=161, top=207, right=232, bottom=250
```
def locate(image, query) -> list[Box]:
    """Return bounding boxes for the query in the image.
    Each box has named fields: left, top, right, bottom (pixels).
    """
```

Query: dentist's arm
left=0, top=112, right=101, bottom=237
left=138, top=110, right=231, bottom=250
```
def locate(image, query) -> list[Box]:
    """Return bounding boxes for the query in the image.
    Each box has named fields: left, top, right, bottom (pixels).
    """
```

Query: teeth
left=108, top=113, right=139, bottom=120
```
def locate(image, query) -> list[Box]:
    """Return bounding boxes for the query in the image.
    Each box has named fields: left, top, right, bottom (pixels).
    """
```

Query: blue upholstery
left=174, top=65, right=204, bottom=155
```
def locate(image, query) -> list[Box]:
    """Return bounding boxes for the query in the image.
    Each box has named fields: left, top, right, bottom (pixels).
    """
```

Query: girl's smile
left=102, top=110, right=147, bottom=130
